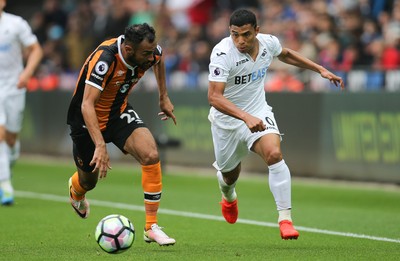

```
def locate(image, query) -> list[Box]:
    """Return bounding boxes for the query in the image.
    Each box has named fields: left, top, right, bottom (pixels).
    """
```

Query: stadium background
left=6, top=0, right=400, bottom=183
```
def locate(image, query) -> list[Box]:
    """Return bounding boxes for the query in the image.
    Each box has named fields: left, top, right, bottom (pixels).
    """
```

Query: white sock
left=0, top=141, right=12, bottom=193
left=268, top=159, right=292, bottom=215
left=278, top=209, right=292, bottom=223
left=217, top=171, right=237, bottom=202
left=0, top=179, right=13, bottom=196
left=7, top=140, right=20, bottom=166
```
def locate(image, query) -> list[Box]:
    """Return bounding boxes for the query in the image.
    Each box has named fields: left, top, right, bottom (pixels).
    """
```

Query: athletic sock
left=7, top=140, right=20, bottom=167
left=0, top=141, right=12, bottom=194
left=142, top=162, right=162, bottom=230
left=278, top=209, right=292, bottom=223
left=0, top=179, right=13, bottom=197
left=268, top=159, right=292, bottom=215
left=70, top=172, right=86, bottom=201
left=217, top=171, right=237, bottom=202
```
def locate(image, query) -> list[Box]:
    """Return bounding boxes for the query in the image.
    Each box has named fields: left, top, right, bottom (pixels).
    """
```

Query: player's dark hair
left=124, top=23, right=156, bottom=46
left=229, top=9, right=257, bottom=28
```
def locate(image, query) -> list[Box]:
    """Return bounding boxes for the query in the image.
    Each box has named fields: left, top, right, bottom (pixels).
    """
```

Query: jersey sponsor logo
left=236, top=58, right=250, bottom=66
left=94, top=61, right=109, bottom=75
left=0, top=43, right=11, bottom=52
left=216, top=52, right=226, bottom=56
left=234, top=66, right=268, bottom=84
left=91, top=73, right=104, bottom=81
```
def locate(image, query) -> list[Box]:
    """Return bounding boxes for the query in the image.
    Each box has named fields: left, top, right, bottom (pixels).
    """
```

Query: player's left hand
left=321, top=70, right=345, bottom=90
left=17, top=71, right=31, bottom=89
left=90, top=145, right=112, bottom=179
left=159, top=96, right=177, bottom=125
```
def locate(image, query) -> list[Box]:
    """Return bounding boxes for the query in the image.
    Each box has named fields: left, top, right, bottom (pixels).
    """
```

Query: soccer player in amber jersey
left=67, top=23, right=176, bottom=246
left=0, top=0, right=43, bottom=205
left=208, top=9, right=344, bottom=239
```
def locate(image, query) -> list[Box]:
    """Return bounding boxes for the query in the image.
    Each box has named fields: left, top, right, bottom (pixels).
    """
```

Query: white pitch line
left=16, top=190, right=400, bottom=244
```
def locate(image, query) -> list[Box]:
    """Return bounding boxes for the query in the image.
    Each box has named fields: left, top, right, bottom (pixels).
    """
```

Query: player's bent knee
left=139, top=150, right=159, bottom=166
left=266, top=150, right=282, bottom=165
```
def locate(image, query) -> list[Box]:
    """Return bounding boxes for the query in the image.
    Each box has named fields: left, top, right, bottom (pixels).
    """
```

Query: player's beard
left=125, top=56, right=151, bottom=70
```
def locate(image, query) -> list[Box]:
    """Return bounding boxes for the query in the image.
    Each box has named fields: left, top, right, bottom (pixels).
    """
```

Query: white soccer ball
left=95, top=214, right=135, bottom=254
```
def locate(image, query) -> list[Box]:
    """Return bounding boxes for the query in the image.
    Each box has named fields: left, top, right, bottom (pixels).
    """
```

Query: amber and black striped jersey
left=67, top=35, right=162, bottom=131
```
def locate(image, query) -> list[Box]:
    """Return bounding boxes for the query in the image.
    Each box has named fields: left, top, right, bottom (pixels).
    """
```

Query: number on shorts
left=265, top=116, right=275, bottom=126
left=120, top=109, right=143, bottom=124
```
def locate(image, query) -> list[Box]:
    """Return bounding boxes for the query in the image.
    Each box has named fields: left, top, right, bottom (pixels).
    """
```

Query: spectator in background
left=9, top=0, right=400, bottom=92
left=64, top=3, right=94, bottom=71
left=42, top=0, right=68, bottom=31
left=381, top=0, right=400, bottom=70
left=90, top=0, right=111, bottom=48
left=0, top=0, right=43, bottom=205
left=41, top=0, right=68, bottom=48
left=101, top=0, right=130, bottom=42
left=126, top=0, right=155, bottom=26
left=265, top=65, right=304, bottom=92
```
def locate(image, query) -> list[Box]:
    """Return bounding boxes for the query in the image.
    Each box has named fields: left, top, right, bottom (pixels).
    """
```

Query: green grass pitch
left=1, top=157, right=399, bottom=260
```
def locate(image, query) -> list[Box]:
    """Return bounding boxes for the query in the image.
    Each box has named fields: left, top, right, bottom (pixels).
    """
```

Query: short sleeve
left=208, top=48, right=230, bottom=83
left=17, top=18, right=38, bottom=47
left=85, top=50, right=115, bottom=91
left=269, top=35, right=283, bottom=57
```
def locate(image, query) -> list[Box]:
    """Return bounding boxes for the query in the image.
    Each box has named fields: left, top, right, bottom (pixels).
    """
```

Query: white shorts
left=211, top=111, right=281, bottom=172
left=0, top=92, right=26, bottom=133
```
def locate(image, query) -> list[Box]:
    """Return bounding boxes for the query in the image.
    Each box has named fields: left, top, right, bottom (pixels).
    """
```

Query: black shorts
left=69, top=104, right=147, bottom=172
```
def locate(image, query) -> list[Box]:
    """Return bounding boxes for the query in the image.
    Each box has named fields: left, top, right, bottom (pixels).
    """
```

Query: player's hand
left=244, top=114, right=266, bottom=133
left=90, top=145, right=112, bottom=179
left=159, top=96, right=177, bottom=125
left=17, top=71, right=31, bottom=89
left=320, top=69, right=345, bottom=90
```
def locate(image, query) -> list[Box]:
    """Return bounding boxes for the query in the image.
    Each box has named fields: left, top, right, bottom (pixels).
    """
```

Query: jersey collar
left=118, top=35, right=137, bottom=73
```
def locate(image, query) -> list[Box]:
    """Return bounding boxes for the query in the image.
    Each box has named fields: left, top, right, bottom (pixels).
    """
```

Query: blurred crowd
left=13, top=0, right=400, bottom=91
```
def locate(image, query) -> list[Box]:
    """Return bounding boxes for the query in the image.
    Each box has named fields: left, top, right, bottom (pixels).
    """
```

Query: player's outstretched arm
left=278, top=47, right=345, bottom=90
left=153, top=56, right=177, bottom=125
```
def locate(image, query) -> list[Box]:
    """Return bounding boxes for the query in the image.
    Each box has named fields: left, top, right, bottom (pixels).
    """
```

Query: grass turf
left=0, top=157, right=399, bottom=260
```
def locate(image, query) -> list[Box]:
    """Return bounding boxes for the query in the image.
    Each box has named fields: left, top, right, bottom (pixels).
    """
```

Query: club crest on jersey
left=95, top=61, right=109, bottom=75
left=261, top=48, right=268, bottom=58
left=117, top=70, right=125, bottom=76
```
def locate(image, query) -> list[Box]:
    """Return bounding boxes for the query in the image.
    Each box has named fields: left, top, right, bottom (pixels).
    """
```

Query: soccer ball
left=95, top=214, right=135, bottom=254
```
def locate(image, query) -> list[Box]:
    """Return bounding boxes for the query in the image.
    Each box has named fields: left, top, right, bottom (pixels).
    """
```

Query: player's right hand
left=90, top=145, right=112, bottom=179
left=244, top=115, right=266, bottom=133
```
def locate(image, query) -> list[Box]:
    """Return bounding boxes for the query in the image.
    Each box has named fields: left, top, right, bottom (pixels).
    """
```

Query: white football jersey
left=0, top=11, right=38, bottom=95
left=208, top=33, right=282, bottom=129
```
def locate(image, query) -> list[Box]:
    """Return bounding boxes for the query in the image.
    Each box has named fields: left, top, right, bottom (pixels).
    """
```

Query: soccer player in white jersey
left=208, top=9, right=344, bottom=240
left=0, top=0, right=43, bottom=205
